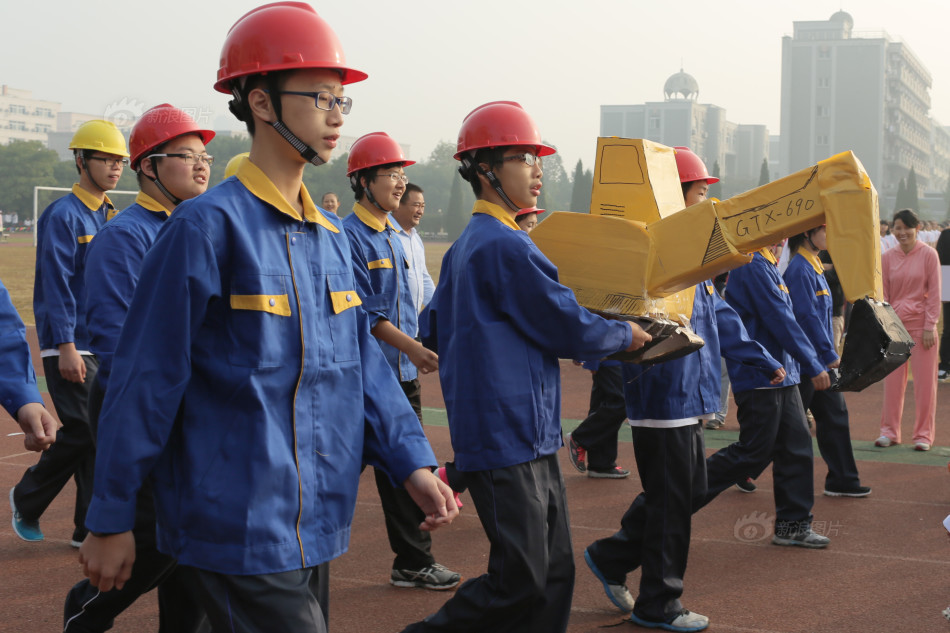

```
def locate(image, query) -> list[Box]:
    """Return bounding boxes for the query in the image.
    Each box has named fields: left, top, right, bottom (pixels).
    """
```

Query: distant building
left=48, top=112, right=104, bottom=160
left=600, top=69, right=768, bottom=193
left=780, top=11, right=942, bottom=199
left=0, top=85, right=60, bottom=145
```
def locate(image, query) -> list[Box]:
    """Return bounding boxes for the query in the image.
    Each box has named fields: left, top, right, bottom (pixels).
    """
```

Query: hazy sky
left=3, top=0, right=948, bottom=173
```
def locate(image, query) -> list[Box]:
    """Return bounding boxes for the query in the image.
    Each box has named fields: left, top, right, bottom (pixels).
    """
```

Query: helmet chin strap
left=460, top=155, right=520, bottom=213
left=264, top=75, right=326, bottom=167
left=143, top=158, right=183, bottom=207
left=271, top=120, right=326, bottom=167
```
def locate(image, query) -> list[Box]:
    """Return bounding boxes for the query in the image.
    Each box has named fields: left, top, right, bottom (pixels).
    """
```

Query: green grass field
left=0, top=234, right=452, bottom=328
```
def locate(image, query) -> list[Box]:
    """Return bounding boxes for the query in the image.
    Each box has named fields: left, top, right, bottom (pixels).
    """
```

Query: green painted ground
left=420, top=407, right=950, bottom=468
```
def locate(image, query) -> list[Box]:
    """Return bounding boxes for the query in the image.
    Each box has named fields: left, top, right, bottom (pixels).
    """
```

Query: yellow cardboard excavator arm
left=531, top=138, right=882, bottom=324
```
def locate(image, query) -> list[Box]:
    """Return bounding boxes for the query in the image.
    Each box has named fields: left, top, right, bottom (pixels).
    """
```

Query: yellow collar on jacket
left=72, top=183, right=114, bottom=212
left=473, top=199, right=519, bottom=231
left=796, top=247, right=825, bottom=275
left=236, top=159, right=337, bottom=233
left=135, top=191, right=172, bottom=216
left=352, top=201, right=395, bottom=233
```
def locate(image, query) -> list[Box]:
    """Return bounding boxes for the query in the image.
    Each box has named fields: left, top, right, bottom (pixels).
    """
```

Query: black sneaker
left=772, top=528, right=830, bottom=549
left=588, top=465, right=630, bottom=479
left=566, top=433, right=587, bottom=473
left=735, top=477, right=756, bottom=493
left=824, top=485, right=871, bottom=497
left=390, top=563, right=461, bottom=590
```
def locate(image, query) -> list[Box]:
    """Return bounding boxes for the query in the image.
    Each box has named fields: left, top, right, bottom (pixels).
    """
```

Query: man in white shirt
left=391, top=183, right=435, bottom=319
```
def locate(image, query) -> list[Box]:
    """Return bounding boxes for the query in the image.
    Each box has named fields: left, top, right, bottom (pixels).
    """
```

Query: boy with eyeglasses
left=77, top=5, right=455, bottom=632
left=63, top=103, right=215, bottom=633
left=343, top=133, right=459, bottom=591
left=10, top=120, right=128, bottom=548
left=401, top=101, right=650, bottom=633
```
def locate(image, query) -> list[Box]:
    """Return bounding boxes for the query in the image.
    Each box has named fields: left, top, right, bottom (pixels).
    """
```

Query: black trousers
left=63, top=376, right=210, bottom=633
left=13, top=355, right=97, bottom=538
left=798, top=380, right=861, bottom=490
left=571, top=364, right=627, bottom=470
left=401, top=454, right=574, bottom=633
left=185, top=567, right=327, bottom=633
left=374, top=378, right=433, bottom=570
left=701, top=386, right=815, bottom=529
left=586, top=424, right=707, bottom=623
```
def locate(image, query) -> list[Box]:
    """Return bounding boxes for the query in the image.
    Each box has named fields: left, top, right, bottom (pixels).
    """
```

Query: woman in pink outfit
left=878, top=208, right=941, bottom=451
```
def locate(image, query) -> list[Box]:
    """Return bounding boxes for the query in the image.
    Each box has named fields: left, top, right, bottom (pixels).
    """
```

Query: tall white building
left=0, top=85, right=60, bottom=145
left=601, top=70, right=769, bottom=193
left=780, top=11, right=937, bottom=196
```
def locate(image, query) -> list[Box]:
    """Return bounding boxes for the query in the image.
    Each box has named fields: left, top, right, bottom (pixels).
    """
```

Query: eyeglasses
left=378, top=173, right=409, bottom=184
left=502, top=152, right=542, bottom=168
left=266, top=90, right=353, bottom=114
left=87, top=156, right=129, bottom=168
left=148, top=152, right=215, bottom=167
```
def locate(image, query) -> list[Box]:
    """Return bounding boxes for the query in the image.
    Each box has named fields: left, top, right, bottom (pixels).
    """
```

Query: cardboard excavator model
left=530, top=138, right=913, bottom=392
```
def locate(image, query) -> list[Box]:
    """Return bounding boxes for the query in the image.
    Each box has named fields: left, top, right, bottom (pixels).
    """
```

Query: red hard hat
left=129, top=104, right=216, bottom=170
left=454, top=101, right=556, bottom=160
left=346, top=132, right=415, bottom=176
left=214, top=2, right=367, bottom=94
left=673, top=146, right=719, bottom=184
left=516, top=207, right=546, bottom=217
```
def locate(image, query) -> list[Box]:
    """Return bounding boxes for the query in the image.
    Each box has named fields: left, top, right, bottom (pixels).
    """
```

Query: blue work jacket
left=343, top=203, right=418, bottom=382
left=784, top=249, right=839, bottom=367
left=84, top=192, right=170, bottom=388
left=85, top=162, right=436, bottom=575
left=421, top=201, right=632, bottom=472
left=34, top=184, right=114, bottom=350
left=623, top=282, right=781, bottom=420
left=0, top=279, right=42, bottom=417
left=724, top=250, right=825, bottom=392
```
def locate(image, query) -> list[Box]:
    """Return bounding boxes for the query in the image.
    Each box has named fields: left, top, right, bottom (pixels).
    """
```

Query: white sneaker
left=874, top=436, right=893, bottom=448
left=629, top=609, right=709, bottom=631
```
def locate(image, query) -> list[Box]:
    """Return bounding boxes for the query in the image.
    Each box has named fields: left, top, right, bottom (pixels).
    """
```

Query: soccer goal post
left=32, top=186, right=138, bottom=246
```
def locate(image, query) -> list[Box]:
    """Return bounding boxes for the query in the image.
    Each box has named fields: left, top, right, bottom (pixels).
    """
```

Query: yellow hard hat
left=69, top=120, right=130, bottom=157
left=224, top=152, right=250, bottom=179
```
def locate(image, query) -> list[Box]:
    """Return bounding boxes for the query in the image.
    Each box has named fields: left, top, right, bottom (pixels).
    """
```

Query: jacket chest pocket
left=326, top=273, right=362, bottom=363
left=227, top=275, right=294, bottom=368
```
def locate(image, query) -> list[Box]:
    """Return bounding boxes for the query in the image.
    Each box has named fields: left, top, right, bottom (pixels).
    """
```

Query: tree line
left=0, top=138, right=602, bottom=241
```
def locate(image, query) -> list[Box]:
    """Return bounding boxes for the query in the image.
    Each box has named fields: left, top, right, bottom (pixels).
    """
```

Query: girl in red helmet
left=403, top=102, right=651, bottom=633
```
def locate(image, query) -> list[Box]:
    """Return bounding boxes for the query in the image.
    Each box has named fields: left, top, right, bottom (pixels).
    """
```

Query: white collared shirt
left=390, top=216, right=435, bottom=324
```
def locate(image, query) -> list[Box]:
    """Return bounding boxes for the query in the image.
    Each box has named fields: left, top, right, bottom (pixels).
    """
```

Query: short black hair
left=458, top=147, right=505, bottom=197
left=893, top=208, right=919, bottom=229
left=404, top=183, right=423, bottom=198
left=228, top=72, right=287, bottom=136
